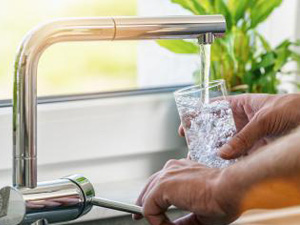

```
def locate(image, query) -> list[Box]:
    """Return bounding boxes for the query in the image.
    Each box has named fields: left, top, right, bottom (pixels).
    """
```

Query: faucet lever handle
left=66, top=175, right=143, bottom=216
left=91, top=197, right=143, bottom=215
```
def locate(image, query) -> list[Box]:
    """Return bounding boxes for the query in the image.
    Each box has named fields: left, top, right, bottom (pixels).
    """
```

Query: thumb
left=219, top=116, right=266, bottom=159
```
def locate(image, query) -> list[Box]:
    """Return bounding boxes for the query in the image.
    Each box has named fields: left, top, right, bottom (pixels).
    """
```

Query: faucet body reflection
left=0, top=15, right=226, bottom=224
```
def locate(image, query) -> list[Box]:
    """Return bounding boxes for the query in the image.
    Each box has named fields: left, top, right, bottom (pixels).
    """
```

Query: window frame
left=0, top=84, right=191, bottom=108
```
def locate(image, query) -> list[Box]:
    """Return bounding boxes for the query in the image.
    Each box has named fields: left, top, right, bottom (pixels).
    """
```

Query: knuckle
left=157, top=179, right=168, bottom=190
left=149, top=171, right=159, bottom=180
left=158, top=171, right=169, bottom=183
left=254, top=111, right=266, bottom=123
left=233, top=132, right=251, bottom=152
left=141, top=192, right=152, bottom=206
left=157, top=172, right=171, bottom=187
left=253, top=111, right=269, bottom=131
left=164, top=159, right=178, bottom=168
left=178, top=158, right=187, bottom=163
left=162, top=169, right=173, bottom=178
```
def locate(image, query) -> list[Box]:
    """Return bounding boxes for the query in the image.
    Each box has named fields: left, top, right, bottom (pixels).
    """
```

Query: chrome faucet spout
left=9, top=15, right=226, bottom=224
left=13, top=15, right=226, bottom=189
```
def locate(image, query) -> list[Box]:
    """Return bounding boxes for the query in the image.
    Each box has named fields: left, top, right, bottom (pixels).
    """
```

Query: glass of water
left=174, top=79, right=237, bottom=168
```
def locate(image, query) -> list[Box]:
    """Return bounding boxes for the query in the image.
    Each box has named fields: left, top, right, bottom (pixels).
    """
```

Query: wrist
left=217, top=156, right=276, bottom=213
left=211, top=165, right=254, bottom=217
left=219, top=141, right=300, bottom=212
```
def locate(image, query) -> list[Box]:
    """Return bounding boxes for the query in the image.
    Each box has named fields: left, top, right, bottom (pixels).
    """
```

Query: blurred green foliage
left=157, top=0, right=300, bottom=93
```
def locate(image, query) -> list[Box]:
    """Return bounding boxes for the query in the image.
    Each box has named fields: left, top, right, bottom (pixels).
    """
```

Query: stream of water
left=199, top=44, right=211, bottom=104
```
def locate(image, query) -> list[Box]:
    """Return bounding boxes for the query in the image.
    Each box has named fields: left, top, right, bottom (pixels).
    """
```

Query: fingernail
left=219, top=144, right=234, bottom=158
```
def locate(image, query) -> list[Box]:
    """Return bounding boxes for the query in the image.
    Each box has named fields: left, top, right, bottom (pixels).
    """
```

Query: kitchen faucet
left=0, top=15, right=226, bottom=225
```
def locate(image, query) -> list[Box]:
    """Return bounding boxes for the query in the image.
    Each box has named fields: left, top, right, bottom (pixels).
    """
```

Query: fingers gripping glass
left=174, top=80, right=237, bottom=168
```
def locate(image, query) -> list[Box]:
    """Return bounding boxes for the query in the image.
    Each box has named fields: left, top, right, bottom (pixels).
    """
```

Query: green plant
left=157, top=0, right=300, bottom=93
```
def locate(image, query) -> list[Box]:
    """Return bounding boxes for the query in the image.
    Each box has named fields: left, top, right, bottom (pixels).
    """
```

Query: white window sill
left=0, top=92, right=186, bottom=187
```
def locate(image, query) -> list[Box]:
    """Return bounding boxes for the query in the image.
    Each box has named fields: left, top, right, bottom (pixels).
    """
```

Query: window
left=38, top=41, right=138, bottom=96
left=0, top=0, right=139, bottom=99
left=0, top=0, right=197, bottom=100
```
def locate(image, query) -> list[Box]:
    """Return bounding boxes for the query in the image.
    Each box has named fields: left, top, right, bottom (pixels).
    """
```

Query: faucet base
left=20, top=175, right=95, bottom=224
left=0, top=175, right=95, bottom=225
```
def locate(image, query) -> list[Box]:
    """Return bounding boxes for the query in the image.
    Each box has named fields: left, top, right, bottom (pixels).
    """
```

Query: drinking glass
left=174, top=79, right=237, bottom=168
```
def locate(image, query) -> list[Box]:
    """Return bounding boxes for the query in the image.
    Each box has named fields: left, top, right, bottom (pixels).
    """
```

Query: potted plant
left=157, top=0, right=300, bottom=93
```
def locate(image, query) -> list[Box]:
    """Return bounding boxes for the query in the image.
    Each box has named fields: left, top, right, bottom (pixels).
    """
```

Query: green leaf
left=234, top=27, right=251, bottom=63
left=291, top=51, right=300, bottom=61
left=244, top=71, right=254, bottom=92
left=196, top=0, right=214, bottom=12
left=294, top=40, right=300, bottom=46
left=250, top=0, right=282, bottom=29
left=276, top=39, right=291, bottom=50
left=291, top=51, right=300, bottom=68
left=214, top=0, right=233, bottom=29
left=255, top=32, right=271, bottom=52
left=273, top=39, right=293, bottom=71
left=171, top=0, right=206, bottom=14
left=274, top=48, right=291, bottom=72
left=252, top=52, right=275, bottom=71
left=191, top=0, right=208, bottom=14
left=234, top=0, right=250, bottom=23
left=228, top=0, right=250, bottom=24
left=218, top=33, right=237, bottom=67
left=255, top=69, right=277, bottom=94
left=156, top=40, right=198, bottom=54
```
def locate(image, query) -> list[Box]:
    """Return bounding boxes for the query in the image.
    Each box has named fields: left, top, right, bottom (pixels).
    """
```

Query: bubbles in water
left=177, top=97, right=237, bottom=168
